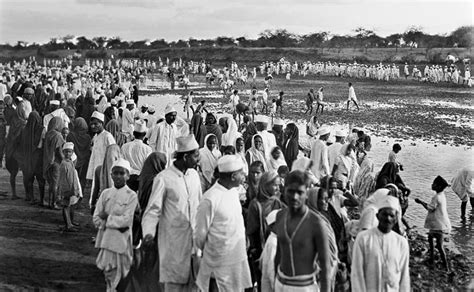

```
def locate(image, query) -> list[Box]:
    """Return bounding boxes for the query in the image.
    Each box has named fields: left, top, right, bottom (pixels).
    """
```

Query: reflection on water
left=366, top=137, right=474, bottom=262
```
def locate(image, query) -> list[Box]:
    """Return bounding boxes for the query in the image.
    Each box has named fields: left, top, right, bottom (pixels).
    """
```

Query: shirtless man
left=274, top=170, right=331, bottom=292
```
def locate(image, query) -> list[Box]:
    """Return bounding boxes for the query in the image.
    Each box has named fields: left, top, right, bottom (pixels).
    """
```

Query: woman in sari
left=246, top=134, right=267, bottom=171
left=266, top=146, right=287, bottom=173
left=78, top=88, right=96, bottom=124
left=90, top=144, right=122, bottom=215
left=43, top=117, right=65, bottom=208
left=199, top=134, right=221, bottom=192
left=375, top=162, right=398, bottom=190
left=64, top=98, right=76, bottom=122
left=243, top=121, right=257, bottom=151
left=204, top=113, right=222, bottom=146
left=221, top=116, right=240, bottom=147
left=21, top=111, right=45, bottom=204
left=353, top=149, right=376, bottom=205
left=282, top=123, right=299, bottom=169
left=105, top=119, right=128, bottom=147
left=190, top=113, right=206, bottom=148
left=103, top=106, right=116, bottom=128
left=5, top=95, right=26, bottom=200
left=67, top=117, right=91, bottom=191
left=306, top=187, right=341, bottom=290
left=246, top=171, right=284, bottom=289
left=235, top=137, right=248, bottom=176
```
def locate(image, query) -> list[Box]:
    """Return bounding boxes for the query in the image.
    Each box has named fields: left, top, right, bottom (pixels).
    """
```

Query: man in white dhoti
left=310, top=126, right=331, bottom=183
left=351, top=195, right=410, bottom=292
left=142, top=135, right=202, bottom=292
left=346, top=82, right=360, bottom=110
left=86, top=111, right=116, bottom=182
left=148, top=104, right=179, bottom=168
left=194, top=155, right=252, bottom=292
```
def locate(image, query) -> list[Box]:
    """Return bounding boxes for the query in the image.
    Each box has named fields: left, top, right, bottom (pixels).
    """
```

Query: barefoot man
left=274, top=170, right=331, bottom=292
left=346, top=82, right=360, bottom=110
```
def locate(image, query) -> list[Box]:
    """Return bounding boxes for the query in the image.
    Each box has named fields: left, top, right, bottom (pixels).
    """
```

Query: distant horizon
left=0, top=0, right=472, bottom=44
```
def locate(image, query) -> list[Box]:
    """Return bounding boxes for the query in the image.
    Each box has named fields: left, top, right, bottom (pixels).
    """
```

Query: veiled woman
left=67, top=117, right=91, bottom=190
left=198, top=134, right=221, bottom=192
left=204, top=113, right=222, bottom=146
left=190, top=113, right=206, bottom=148
left=21, top=111, right=45, bottom=204
left=105, top=119, right=128, bottom=147
left=245, top=134, right=267, bottom=171
left=43, top=117, right=65, bottom=208
left=282, top=123, right=299, bottom=169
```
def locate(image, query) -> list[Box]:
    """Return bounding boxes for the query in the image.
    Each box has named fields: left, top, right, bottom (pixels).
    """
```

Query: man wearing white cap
left=93, top=158, right=139, bottom=292
left=142, top=135, right=202, bottom=292
left=121, top=99, right=135, bottom=138
left=194, top=155, right=251, bottom=292
left=351, top=195, right=410, bottom=292
left=145, top=106, right=157, bottom=128
left=43, top=99, right=70, bottom=129
left=121, top=120, right=152, bottom=191
left=310, top=126, right=331, bottom=182
left=86, top=111, right=116, bottom=181
left=148, top=104, right=179, bottom=168
left=328, top=130, right=345, bottom=170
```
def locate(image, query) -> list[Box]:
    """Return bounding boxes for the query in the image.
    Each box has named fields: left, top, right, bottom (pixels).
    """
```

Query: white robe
left=194, top=182, right=252, bottom=291
left=121, top=139, right=152, bottom=175
left=86, top=130, right=116, bottom=180
left=148, top=122, right=179, bottom=168
left=141, top=165, right=202, bottom=284
left=351, top=227, right=410, bottom=292
left=310, top=139, right=330, bottom=182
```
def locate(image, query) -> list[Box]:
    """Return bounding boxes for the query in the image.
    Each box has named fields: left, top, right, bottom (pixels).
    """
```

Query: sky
left=0, top=0, right=472, bottom=44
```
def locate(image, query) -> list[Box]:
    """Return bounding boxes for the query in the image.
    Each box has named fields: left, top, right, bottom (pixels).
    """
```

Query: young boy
left=57, top=142, right=82, bottom=232
left=415, top=175, right=452, bottom=271
left=93, top=158, right=139, bottom=291
left=388, top=143, right=404, bottom=170
left=277, top=165, right=289, bottom=203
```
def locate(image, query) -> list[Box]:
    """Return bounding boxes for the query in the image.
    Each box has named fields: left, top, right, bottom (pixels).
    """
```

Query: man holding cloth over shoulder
left=194, top=155, right=252, bottom=291
left=141, top=135, right=202, bottom=292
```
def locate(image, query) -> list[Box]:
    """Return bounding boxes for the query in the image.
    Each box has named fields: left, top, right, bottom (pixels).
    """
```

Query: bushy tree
left=448, top=26, right=473, bottom=47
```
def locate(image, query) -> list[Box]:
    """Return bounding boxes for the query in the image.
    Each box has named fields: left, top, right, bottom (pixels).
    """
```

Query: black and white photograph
left=0, top=0, right=473, bottom=291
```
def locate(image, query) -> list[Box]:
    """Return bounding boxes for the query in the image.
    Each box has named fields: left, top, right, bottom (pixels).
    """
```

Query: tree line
left=3, top=26, right=472, bottom=51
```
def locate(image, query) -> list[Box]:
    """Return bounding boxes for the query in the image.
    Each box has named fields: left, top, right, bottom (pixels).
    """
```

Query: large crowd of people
left=0, top=56, right=473, bottom=292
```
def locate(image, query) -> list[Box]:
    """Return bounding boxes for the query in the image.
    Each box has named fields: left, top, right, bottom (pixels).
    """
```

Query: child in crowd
left=277, top=165, right=289, bottom=202
left=415, top=175, right=452, bottom=271
left=93, top=158, right=138, bottom=292
left=57, top=142, right=82, bottom=232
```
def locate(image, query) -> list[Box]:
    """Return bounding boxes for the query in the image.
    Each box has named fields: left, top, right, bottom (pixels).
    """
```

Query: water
left=368, top=136, right=474, bottom=262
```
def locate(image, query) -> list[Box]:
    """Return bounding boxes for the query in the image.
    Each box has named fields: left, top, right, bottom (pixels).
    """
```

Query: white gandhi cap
left=91, top=111, right=104, bottom=122
left=111, top=158, right=131, bottom=173
left=217, top=155, right=244, bottom=173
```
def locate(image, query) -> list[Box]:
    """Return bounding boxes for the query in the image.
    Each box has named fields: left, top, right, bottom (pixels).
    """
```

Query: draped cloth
left=190, top=113, right=205, bottom=148
left=199, top=134, right=221, bottom=189
left=246, top=134, right=267, bottom=171
left=106, top=119, right=127, bottom=147
left=375, top=162, right=398, bottom=189
left=204, top=113, right=222, bottom=146
left=21, top=111, right=43, bottom=175
left=354, top=154, right=376, bottom=203
left=222, top=117, right=241, bottom=146
left=283, top=123, right=299, bottom=170
left=99, top=144, right=123, bottom=195
left=43, top=117, right=65, bottom=176
left=67, top=118, right=91, bottom=170
left=138, top=152, right=167, bottom=210
left=5, top=105, right=26, bottom=172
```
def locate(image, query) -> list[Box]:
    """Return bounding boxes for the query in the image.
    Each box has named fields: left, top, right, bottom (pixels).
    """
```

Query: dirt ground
left=0, top=170, right=104, bottom=291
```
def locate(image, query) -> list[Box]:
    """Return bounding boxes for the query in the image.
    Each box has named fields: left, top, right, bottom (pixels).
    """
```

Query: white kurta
left=148, top=122, right=179, bottom=168
left=310, top=139, right=330, bottom=182
left=121, top=108, right=134, bottom=135
left=141, top=165, right=202, bottom=284
left=121, top=139, right=152, bottom=175
left=348, top=86, right=357, bottom=102
left=194, top=182, right=251, bottom=291
left=86, top=130, right=116, bottom=180
left=43, top=108, right=71, bottom=128
left=351, top=227, right=410, bottom=292
left=327, top=142, right=343, bottom=171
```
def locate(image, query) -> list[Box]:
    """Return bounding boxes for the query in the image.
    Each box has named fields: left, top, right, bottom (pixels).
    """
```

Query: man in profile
left=273, top=170, right=331, bottom=292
